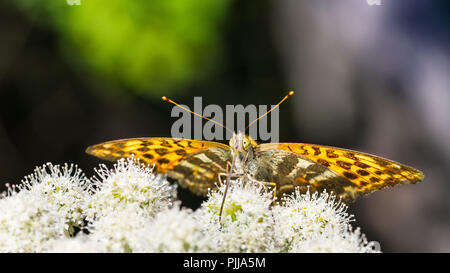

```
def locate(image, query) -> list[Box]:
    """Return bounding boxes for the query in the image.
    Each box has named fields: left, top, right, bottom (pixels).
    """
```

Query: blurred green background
left=12, top=0, right=231, bottom=97
left=0, top=0, right=449, bottom=252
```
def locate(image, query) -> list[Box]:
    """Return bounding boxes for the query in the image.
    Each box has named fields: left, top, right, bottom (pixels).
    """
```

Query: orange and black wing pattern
left=258, top=143, right=424, bottom=200
left=86, top=138, right=231, bottom=173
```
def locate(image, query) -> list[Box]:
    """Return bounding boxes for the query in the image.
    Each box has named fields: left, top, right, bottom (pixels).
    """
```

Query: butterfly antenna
left=162, top=96, right=234, bottom=135
left=245, top=91, right=294, bottom=130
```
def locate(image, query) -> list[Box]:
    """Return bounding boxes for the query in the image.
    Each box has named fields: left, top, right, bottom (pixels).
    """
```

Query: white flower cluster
left=272, top=188, right=378, bottom=253
left=198, top=182, right=276, bottom=252
left=86, top=158, right=175, bottom=221
left=0, top=159, right=380, bottom=253
left=0, top=163, right=90, bottom=252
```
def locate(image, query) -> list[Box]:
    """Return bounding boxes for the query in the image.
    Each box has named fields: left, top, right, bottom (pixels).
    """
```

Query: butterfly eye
left=243, top=138, right=250, bottom=149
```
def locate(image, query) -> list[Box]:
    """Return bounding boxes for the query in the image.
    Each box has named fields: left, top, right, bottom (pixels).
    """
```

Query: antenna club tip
left=288, top=91, right=295, bottom=96
left=162, top=96, right=168, bottom=101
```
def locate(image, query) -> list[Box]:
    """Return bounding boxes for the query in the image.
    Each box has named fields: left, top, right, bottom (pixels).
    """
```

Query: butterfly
left=86, top=92, right=424, bottom=203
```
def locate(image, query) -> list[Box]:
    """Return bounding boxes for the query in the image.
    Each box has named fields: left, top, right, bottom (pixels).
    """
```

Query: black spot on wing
left=370, top=177, right=380, bottom=182
left=316, top=159, right=330, bottom=167
left=354, top=162, right=370, bottom=169
left=357, top=169, right=370, bottom=176
left=155, top=148, right=169, bottom=156
left=160, top=140, right=173, bottom=148
left=343, top=171, right=358, bottom=180
left=311, top=146, right=321, bottom=156
left=326, top=150, right=339, bottom=158
left=175, top=149, right=187, bottom=156
left=173, top=140, right=185, bottom=148
left=158, top=158, right=170, bottom=165
left=336, top=160, right=352, bottom=170
left=143, top=153, right=154, bottom=159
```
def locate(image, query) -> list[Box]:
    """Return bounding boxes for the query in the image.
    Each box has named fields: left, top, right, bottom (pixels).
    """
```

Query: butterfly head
left=229, top=132, right=257, bottom=150
left=229, top=132, right=258, bottom=164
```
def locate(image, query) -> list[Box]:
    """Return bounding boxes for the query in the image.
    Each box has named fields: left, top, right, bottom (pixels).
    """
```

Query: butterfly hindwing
left=86, top=138, right=231, bottom=173
left=248, top=149, right=359, bottom=202
left=168, top=147, right=232, bottom=196
left=258, top=143, right=424, bottom=201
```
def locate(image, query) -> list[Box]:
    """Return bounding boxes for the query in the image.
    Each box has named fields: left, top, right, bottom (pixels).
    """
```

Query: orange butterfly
left=86, top=92, right=424, bottom=203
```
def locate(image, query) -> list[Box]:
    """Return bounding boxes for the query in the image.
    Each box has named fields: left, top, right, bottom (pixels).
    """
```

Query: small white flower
left=141, top=205, right=212, bottom=252
left=19, top=163, right=91, bottom=233
left=44, top=234, right=106, bottom=253
left=272, top=187, right=354, bottom=251
left=86, top=205, right=151, bottom=253
left=86, top=158, right=175, bottom=222
left=198, top=179, right=276, bottom=252
left=291, top=225, right=381, bottom=253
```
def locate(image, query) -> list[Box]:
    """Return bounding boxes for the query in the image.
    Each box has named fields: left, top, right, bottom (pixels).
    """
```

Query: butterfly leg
left=245, top=175, right=278, bottom=205
left=218, top=159, right=245, bottom=186
left=218, top=158, right=239, bottom=224
left=261, top=181, right=278, bottom=205
left=217, top=161, right=232, bottom=187
left=218, top=172, right=240, bottom=187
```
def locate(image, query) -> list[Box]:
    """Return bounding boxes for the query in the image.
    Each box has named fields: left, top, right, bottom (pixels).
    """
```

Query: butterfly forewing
left=86, top=138, right=231, bottom=173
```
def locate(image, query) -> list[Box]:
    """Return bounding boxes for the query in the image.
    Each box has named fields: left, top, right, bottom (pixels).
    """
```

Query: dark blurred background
left=0, top=0, right=448, bottom=252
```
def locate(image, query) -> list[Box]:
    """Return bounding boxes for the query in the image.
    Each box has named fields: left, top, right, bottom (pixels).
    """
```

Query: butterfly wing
left=168, top=147, right=232, bottom=196
left=258, top=143, right=424, bottom=201
left=86, top=138, right=231, bottom=173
